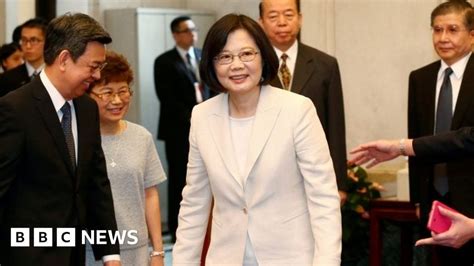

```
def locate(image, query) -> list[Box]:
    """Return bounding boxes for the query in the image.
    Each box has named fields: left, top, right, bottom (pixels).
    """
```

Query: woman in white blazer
left=172, top=14, right=341, bottom=266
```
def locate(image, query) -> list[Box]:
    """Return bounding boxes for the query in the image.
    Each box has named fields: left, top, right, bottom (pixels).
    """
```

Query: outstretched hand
left=349, top=140, right=401, bottom=168
left=415, top=207, right=474, bottom=249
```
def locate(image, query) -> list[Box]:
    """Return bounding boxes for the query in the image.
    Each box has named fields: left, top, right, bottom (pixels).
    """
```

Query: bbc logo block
left=34, top=228, right=53, bottom=247
left=57, top=228, right=75, bottom=247
left=11, top=228, right=29, bottom=247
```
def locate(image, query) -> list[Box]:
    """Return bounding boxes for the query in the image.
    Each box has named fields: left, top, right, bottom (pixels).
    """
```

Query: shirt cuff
left=102, top=254, right=120, bottom=263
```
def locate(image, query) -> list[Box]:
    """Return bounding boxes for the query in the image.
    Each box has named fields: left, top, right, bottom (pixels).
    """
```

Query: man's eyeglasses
left=90, top=89, right=133, bottom=102
left=19, top=37, right=44, bottom=46
left=88, top=62, right=108, bottom=74
left=175, top=27, right=198, bottom=34
left=214, top=49, right=260, bottom=65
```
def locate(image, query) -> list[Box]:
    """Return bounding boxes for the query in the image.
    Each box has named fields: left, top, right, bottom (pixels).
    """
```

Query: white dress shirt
left=39, top=71, right=78, bottom=162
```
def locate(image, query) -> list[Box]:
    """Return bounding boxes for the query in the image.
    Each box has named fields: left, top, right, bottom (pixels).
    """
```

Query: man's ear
left=57, top=50, right=70, bottom=71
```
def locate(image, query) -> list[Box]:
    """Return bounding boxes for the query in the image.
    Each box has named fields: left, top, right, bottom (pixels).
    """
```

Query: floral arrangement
left=341, top=162, right=383, bottom=264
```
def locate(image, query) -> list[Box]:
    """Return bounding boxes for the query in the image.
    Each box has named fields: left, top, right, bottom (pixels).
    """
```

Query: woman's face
left=89, top=81, right=132, bottom=125
left=2, top=49, right=23, bottom=71
left=214, top=29, right=262, bottom=95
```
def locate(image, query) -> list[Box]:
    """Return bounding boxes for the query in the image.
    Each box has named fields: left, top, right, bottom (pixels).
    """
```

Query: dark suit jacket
left=0, top=63, right=30, bottom=97
left=270, top=42, right=347, bottom=190
left=413, top=127, right=474, bottom=162
left=408, top=54, right=474, bottom=223
left=154, top=47, right=211, bottom=141
left=0, top=78, right=119, bottom=265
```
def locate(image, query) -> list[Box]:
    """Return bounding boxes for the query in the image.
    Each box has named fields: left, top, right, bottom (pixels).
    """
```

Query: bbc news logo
left=11, top=228, right=138, bottom=247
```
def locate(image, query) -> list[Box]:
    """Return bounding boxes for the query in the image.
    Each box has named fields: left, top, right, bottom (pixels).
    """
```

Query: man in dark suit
left=407, top=1, right=474, bottom=264
left=0, top=13, right=120, bottom=266
left=154, top=16, right=212, bottom=241
left=0, top=18, right=48, bottom=97
left=259, top=0, right=348, bottom=202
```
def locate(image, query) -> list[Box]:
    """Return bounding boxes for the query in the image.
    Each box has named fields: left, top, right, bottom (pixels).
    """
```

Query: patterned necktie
left=61, top=102, right=76, bottom=171
left=433, top=67, right=453, bottom=195
left=279, top=53, right=291, bottom=90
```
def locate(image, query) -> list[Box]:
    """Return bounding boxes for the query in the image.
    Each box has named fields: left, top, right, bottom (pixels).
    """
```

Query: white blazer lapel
left=242, top=85, right=281, bottom=184
left=208, top=93, right=243, bottom=188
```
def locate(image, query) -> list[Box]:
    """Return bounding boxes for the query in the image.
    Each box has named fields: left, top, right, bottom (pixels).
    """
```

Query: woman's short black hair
left=199, top=13, right=278, bottom=93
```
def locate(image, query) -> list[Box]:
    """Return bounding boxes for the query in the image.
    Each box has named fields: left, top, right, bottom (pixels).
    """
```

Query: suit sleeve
left=0, top=98, right=24, bottom=221
left=172, top=107, right=212, bottom=265
left=294, top=98, right=341, bottom=265
left=413, top=127, right=474, bottom=162
left=86, top=102, right=120, bottom=259
left=407, top=71, right=421, bottom=204
left=326, top=59, right=348, bottom=191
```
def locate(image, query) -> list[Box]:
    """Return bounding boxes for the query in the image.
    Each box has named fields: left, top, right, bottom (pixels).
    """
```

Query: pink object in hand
left=427, top=200, right=459, bottom=234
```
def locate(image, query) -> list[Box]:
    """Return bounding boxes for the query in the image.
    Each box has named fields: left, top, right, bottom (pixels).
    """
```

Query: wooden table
left=369, top=199, right=418, bottom=266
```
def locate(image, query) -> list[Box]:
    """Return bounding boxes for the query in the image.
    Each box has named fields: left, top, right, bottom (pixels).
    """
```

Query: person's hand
left=150, top=256, right=164, bottom=266
left=104, top=260, right=121, bottom=266
left=349, top=140, right=401, bottom=168
left=338, top=190, right=347, bottom=206
left=415, top=207, right=474, bottom=248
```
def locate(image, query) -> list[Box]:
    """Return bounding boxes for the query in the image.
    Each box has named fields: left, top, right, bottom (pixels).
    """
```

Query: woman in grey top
left=85, top=51, right=166, bottom=266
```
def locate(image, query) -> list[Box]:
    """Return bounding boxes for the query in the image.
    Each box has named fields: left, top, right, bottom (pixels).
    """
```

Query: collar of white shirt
left=438, top=52, right=471, bottom=81
left=176, top=45, right=196, bottom=62
left=25, top=61, right=45, bottom=77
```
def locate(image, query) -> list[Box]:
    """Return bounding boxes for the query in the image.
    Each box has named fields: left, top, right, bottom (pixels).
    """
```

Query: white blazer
left=173, top=85, right=341, bottom=265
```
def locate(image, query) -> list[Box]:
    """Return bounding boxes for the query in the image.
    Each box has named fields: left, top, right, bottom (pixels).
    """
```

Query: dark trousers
left=431, top=241, right=474, bottom=266
left=165, top=136, right=190, bottom=241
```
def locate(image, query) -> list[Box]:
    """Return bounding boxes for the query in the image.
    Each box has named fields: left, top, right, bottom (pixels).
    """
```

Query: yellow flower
left=348, top=171, right=359, bottom=182
left=355, top=205, right=365, bottom=214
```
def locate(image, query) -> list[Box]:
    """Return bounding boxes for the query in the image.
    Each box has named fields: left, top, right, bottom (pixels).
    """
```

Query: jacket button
left=243, top=208, right=248, bottom=214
